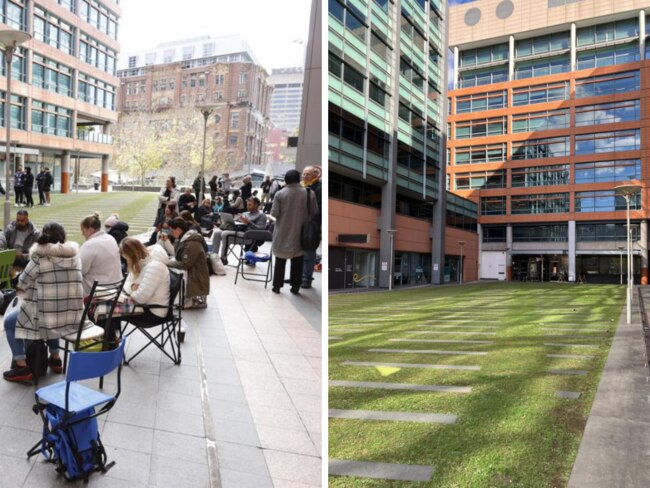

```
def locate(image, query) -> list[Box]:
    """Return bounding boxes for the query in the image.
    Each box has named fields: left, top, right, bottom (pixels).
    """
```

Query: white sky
left=117, top=0, right=312, bottom=71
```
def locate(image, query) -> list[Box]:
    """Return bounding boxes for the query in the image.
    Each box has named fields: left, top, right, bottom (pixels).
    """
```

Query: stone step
left=342, top=361, right=480, bottom=371
left=369, top=348, right=487, bottom=356
left=390, top=338, right=492, bottom=345
left=329, top=380, right=471, bottom=393
left=328, top=459, right=434, bottom=482
left=329, top=408, right=458, bottom=424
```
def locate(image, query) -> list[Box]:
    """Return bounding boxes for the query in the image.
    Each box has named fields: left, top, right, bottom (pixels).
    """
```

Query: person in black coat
left=23, top=167, right=34, bottom=208
left=178, top=187, right=197, bottom=213
left=240, top=176, right=252, bottom=202
left=36, top=168, right=46, bottom=205
left=104, top=214, right=129, bottom=245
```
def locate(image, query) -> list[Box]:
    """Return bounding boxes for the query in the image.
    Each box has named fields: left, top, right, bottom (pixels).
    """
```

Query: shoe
left=192, top=298, right=207, bottom=309
left=3, top=366, right=33, bottom=382
left=272, top=287, right=280, bottom=294
left=221, top=256, right=228, bottom=265
left=48, top=356, right=63, bottom=374
left=290, top=287, right=300, bottom=295
left=44, top=203, right=51, bottom=207
left=301, top=281, right=312, bottom=289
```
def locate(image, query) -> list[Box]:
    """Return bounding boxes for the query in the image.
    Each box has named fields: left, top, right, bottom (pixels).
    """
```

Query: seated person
left=224, top=189, right=244, bottom=215
left=212, top=197, right=267, bottom=265
left=0, top=210, right=40, bottom=269
left=105, top=213, right=130, bottom=245
left=196, top=198, right=216, bottom=229
left=79, top=213, right=123, bottom=297
left=3, top=222, right=84, bottom=382
left=212, top=196, right=225, bottom=213
left=180, top=211, right=208, bottom=253
left=177, top=187, right=197, bottom=213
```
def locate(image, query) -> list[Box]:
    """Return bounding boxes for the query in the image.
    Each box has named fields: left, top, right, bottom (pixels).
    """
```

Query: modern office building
left=117, top=35, right=272, bottom=174
left=0, top=0, right=121, bottom=192
left=268, top=67, right=303, bottom=133
left=448, top=0, right=650, bottom=284
left=328, top=0, right=479, bottom=290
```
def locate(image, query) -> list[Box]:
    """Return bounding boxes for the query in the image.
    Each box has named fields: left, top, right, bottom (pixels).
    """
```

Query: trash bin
left=94, top=182, right=99, bottom=190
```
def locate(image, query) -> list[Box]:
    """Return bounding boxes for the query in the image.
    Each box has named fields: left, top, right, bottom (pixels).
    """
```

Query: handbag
left=301, top=188, right=321, bottom=252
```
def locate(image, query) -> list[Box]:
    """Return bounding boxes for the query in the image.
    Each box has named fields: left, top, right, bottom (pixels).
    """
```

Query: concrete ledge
left=329, top=459, right=434, bottom=482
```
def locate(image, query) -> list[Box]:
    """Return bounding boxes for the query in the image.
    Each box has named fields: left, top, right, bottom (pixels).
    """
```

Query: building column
left=378, top=180, right=397, bottom=288
left=570, top=23, right=577, bottom=71
left=508, top=36, right=515, bottom=81
left=568, top=220, right=576, bottom=282
left=640, top=11, right=646, bottom=61
left=641, top=220, right=648, bottom=285
left=477, top=224, right=483, bottom=280
left=506, top=224, right=513, bottom=280
left=61, top=151, right=70, bottom=194
left=453, top=46, right=459, bottom=89
left=101, top=155, right=109, bottom=192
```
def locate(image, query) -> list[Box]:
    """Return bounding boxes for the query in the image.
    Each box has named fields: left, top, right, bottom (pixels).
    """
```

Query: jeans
left=4, top=306, right=59, bottom=360
left=273, top=256, right=304, bottom=291
left=302, top=250, right=317, bottom=283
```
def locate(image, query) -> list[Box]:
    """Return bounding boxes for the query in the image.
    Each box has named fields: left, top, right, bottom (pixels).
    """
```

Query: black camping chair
left=120, top=270, right=184, bottom=365
left=234, top=230, right=273, bottom=288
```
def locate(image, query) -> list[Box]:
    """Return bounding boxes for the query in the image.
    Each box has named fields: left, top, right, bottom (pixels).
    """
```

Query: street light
left=197, top=105, right=215, bottom=202
left=0, top=28, right=31, bottom=229
left=615, top=183, right=641, bottom=325
left=458, top=240, right=465, bottom=284
left=387, top=229, right=397, bottom=292
left=618, top=246, right=624, bottom=286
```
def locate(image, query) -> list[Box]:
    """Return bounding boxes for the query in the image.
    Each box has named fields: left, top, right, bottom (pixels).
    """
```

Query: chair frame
left=234, top=230, right=273, bottom=288
left=0, top=248, right=16, bottom=288
left=120, top=270, right=184, bottom=366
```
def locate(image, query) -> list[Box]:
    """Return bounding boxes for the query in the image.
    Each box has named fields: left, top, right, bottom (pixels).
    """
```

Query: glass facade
left=455, top=90, right=507, bottom=114
left=577, top=223, right=640, bottom=242
left=455, top=143, right=506, bottom=164
left=511, top=164, right=569, bottom=188
left=575, top=190, right=641, bottom=212
left=575, top=71, right=640, bottom=98
left=512, top=109, right=569, bottom=133
left=31, top=101, right=72, bottom=137
left=513, top=225, right=568, bottom=242
left=512, top=82, right=569, bottom=106
left=512, top=136, right=570, bottom=160
left=455, top=170, right=506, bottom=189
left=574, top=159, right=641, bottom=184
left=455, top=116, right=506, bottom=139
left=32, top=54, right=73, bottom=97
left=575, top=100, right=640, bottom=126
left=480, top=196, right=506, bottom=215
left=574, top=130, right=640, bottom=155
left=511, top=193, right=570, bottom=214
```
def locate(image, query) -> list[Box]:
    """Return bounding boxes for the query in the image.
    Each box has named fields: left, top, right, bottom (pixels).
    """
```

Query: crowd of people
left=0, top=165, right=322, bottom=383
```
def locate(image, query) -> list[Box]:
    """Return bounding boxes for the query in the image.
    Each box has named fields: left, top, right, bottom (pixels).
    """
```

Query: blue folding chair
left=27, top=340, right=126, bottom=481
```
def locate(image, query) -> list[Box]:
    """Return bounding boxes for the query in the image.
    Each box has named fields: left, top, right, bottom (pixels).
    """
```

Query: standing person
left=222, top=173, right=231, bottom=192
left=164, top=218, right=210, bottom=309
left=301, top=166, right=322, bottom=289
left=23, top=167, right=34, bottom=208
left=150, top=177, right=180, bottom=245
left=208, top=175, right=218, bottom=200
left=2, top=222, right=84, bottom=382
left=260, top=175, right=272, bottom=206
left=79, top=212, right=123, bottom=296
left=270, top=170, right=317, bottom=294
left=240, top=175, right=253, bottom=202
left=13, top=165, right=24, bottom=207
left=42, top=167, right=53, bottom=206
left=36, top=167, right=46, bottom=205
left=193, top=171, right=206, bottom=202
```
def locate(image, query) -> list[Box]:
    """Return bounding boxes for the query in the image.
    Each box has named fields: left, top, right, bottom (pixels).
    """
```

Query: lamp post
left=387, top=229, right=397, bottom=292
left=197, top=105, right=215, bottom=202
left=458, top=240, right=465, bottom=284
left=0, top=29, right=31, bottom=229
left=618, top=245, right=625, bottom=286
left=615, top=183, right=641, bottom=325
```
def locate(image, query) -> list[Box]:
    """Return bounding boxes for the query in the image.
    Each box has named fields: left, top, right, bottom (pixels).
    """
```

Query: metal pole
left=201, top=113, right=207, bottom=202
left=627, top=194, right=632, bottom=324
left=459, top=246, right=463, bottom=284
left=620, top=247, right=623, bottom=285
left=388, top=232, right=394, bottom=292
left=3, top=46, right=12, bottom=229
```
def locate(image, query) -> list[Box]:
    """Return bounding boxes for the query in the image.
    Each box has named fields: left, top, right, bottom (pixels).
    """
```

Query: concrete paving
left=0, top=262, right=322, bottom=487
left=569, top=287, right=650, bottom=488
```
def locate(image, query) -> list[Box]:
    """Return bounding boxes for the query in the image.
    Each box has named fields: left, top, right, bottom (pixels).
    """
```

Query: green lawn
left=8, top=191, right=159, bottom=244
left=329, top=282, right=625, bottom=487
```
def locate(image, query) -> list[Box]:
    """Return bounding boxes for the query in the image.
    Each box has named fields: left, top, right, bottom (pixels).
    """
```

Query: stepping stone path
left=329, top=380, right=471, bottom=393
left=328, top=459, right=434, bottom=482
left=329, top=409, right=458, bottom=424
left=544, top=343, right=599, bottom=348
left=410, top=330, right=497, bottom=336
left=369, top=348, right=487, bottom=356
left=390, top=338, right=493, bottom=345
left=417, top=324, right=500, bottom=329
left=556, top=391, right=581, bottom=399
left=549, top=369, right=588, bottom=376
left=342, top=361, right=481, bottom=371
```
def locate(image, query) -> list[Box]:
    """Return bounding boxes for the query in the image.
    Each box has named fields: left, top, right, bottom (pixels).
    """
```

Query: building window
left=455, top=90, right=507, bottom=114
left=454, top=170, right=506, bottom=189
left=455, top=143, right=506, bottom=165
left=575, top=99, right=640, bottom=126
left=79, top=33, right=117, bottom=74
left=369, top=81, right=389, bottom=107
left=482, top=225, right=506, bottom=242
left=329, top=172, right=382, bottom=208
left=401, top=9, right=426, bottom=51
left=516, top=32, right=569, bottom=57
left=328, top=108, right=364, bottom=146
left=237, top=89, right=247, bottom=99
left=182, top=46, right=194, bottom=60
left=31, top=100, right=71, bottom=137
left=78, top=72, right=116, bottom=110
left=79, top=0, right=118, bottom=39
left=577, top=18, right=638, bottom=47
left=480, top=196, right=506, bottom=216
left=128, top=56, right=137, bottom=68
left=213, top=91, right=223, bottom=102
left=577, top=44, right=639, bottom=70
left=575, top=130, right=640, bottom=155
left=396, top=142, right=424, bottom=173
left=575, top=70, right=640, bottom=98
left=575, top=159, right=641, bottom=184
left=400, top=55, right=425, bottom=89
left=459, top=43, right=508, bottom=67
left=511, top=193, right=569, bottom=214
left=577, top=223, right=640, bottom=242
left=512, top=109, right=569, bottom=133
left=459, top=67, right=507, bottom=88
left=34, top=7, right=74, bottom=55
left=575, top=190, right=640, bottom=212
left=455, top=117, right=506, bottom=139
left=0, top=90, right=25, bottom=130
left=512, top=136, right=570, bottom=160
left=199, top=74, right=206, bottom=87
left=513, top=225, right=568, bottom=242
left=230, top=112, right=240, bottom=129
left=228, top=135, right=238, bottom=147
left=329, top=0, right=367, bottom=42
left=1, top=0, right=24, bottom=29
left=511, top=164, right=569, bottom=187
left=0, top=47, right=26, bottom=82
left=145, top=52, right=156, bottom=66
left=512, top=81, right=569, bottom=106
left=370, top=31, right=390, bottom=62
left=329, top=53, right=365, bottom=93
left=32, top=54, right=73, bottom=97
left=238, top=72, right=248, bottom=84
left=215, top=74, right=224, bottom=85
left=163, top=49, right=174, bottom=63
left=213, top=114, right=221, bottom=124
left=515, top=55, right=570, bottom=79
left=202, top=42, right=215, bottom=57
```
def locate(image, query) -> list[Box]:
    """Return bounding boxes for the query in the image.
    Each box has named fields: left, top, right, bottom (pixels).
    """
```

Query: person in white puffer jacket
left=120, top=237, right=170, bottom=319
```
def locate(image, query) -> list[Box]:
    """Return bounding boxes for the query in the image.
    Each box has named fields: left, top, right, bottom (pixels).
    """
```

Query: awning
left=0, top=146, right=40, bottom=156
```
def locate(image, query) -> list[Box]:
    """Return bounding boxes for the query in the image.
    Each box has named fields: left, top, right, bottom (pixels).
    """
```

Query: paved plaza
left=0, top=191, right=322, bottom=487
left=328, top=283, right=631, bottom=487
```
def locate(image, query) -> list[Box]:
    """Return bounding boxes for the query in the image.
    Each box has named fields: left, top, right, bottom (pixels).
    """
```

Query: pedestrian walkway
left=0, top=264, right=322, bottom=486
left=568, top=287, right=650, bottom=487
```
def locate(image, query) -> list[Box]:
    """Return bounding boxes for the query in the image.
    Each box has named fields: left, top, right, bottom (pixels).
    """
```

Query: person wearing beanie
left=104, top=213, right=130, bottom=246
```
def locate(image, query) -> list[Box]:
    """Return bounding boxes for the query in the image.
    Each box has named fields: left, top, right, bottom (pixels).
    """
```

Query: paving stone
left=329, top=408, right=458, bottom=424
left=556, top=391, right=582, bottom=399
left=546, top=354, right=595, bottom=359
left=416, top=324, right=500, bottom=329
left=329, top=459, right=434, bottom=482
left=544, top=343, right=599, bottom=348
left=549, top=369, right=588, bottom=376
left=410, top=330, right=497, bottom=336
left=329, top=336, right=343, bottom=340
left=541, top=328, right=604, bottom=332
left=264, top=450, right=322, bottom=485
left=343, top=360, right=480, bottom=371
left=390, top=338, right=492, bottom=345
left=369, top=348, right=487, bottom=356
left=329, top=380, right=471, bottom=393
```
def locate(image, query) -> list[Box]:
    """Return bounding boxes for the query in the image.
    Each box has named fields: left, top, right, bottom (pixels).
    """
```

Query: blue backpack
left=40, top=404, right=112, bottom=481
